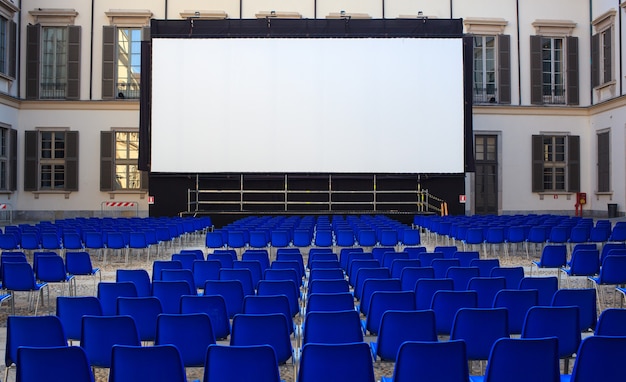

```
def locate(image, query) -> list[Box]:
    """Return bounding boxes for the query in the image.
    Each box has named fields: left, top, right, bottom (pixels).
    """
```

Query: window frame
left=591, top=10, right=616, bottom=89
left=24, top=130, right=78, bottom=192
left=100, top=130, right=147, bottom=192
left=532, top=134, right=579, bottom=193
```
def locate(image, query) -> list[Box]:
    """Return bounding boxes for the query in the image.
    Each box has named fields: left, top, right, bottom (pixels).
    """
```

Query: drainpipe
left=516, top=0, right=521, bottom=105
left=17, top=0, right=22, bottom=99
left=619, top=0, right=623, bottom=95
left=165, top=0, right=168, bottom=20
left=89, top=0, right=94, bottom=100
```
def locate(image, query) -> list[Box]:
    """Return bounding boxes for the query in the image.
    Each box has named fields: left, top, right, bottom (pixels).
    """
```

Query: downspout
left=165, top=0, right=168, bottom=20
left=619, top=0, right=623, bottom=95
left=450, top=0, right=453, bottom=19
left=382, top=0, right=385, bottom=19
left=239, top=0, right=242, bottom=19
left=17, top=0, right=22, bottom=99
left=516, top=0, right=522, bottom=105
left=89, top=0, right=94, bottom=100
left=314, top=0, right=317, bottom=19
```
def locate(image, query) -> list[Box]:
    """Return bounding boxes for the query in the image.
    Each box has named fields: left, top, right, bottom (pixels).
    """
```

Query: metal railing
left=116, top=83, right=141, bottom=99
left=40, top=82, right=67, bottom=99
left=473, top=87, right=498, bottom=104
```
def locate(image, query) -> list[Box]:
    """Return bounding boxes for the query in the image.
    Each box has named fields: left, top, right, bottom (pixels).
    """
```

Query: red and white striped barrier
left=0, top=204, right=7, bottom=210
left=101, top=201, right=139, bottom=216
left=104, top=202, right=136, bottom=208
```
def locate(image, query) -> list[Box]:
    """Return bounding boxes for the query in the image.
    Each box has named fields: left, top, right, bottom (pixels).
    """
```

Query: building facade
left=0, top=0, right=624, bottom=221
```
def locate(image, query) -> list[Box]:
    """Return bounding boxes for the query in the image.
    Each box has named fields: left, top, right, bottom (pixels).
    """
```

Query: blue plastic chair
left=551, top=288, right=597, bottom=332
left=470, top=337, right=559, bottom=382
left=362, top=290, right=415, bottom=335
left=371, top=310, right=438, bottom=362
left=257, top=279, right=300, bottom=318
left=151, top=280, right=193, bottom=314
left=152, top=260, right=183, bottom=281
left=414, top=278, right=454, bottom=310
left=5, top=315, right=68, bottom=382
left=399, top=266, right=435, bottom=291
left=359, top=278, right=401, bottom=315
left=2, top=261, right=49, bottom=315
left=518, top=276, right=558, bottom=306
left=561, top=336, right=626, bottom=382
left=16, top=346, right=94, bottom=382
left=430, top=290, right=478, bottom=335
left=56, top=296, right=103, bottom=343
left=161, top=268, right=196, bottom=292
left=116, top=269, right=151, bottom=297
left=381, top=340, right=469, bottom=382
left=155, top=313, right=216, bottom=367
left=192, top=260, right=221, bottom=290
left=230, top=313, right=293, bottom=365
left=595, top=308, right=626, bottom=336
left=492, top=289, right=538, bottom=335
left=65, top=251, right=101, bottom=293
left=301, top=310, right=364, bottom=346
left=204, top=279, right=245, bottom=318
left=467, top=276, right=507, bottom=308
left=298, top=342, right=375, bottom=382
left=489, top=266, right=525, bottom=289
left=109, top=344, right=186, bottom=382
left=530, top=245, right=567, bottom=276
left=559, top=249, right=599, bottom=288
left=180, top=294, right=231, bottom=340
left=446, top=266, right=480, bottom=290
left=469, top=258, right=500, bottom=277
left=204, top=344, right=281, bottom=382
left=97, top=281, right=138, bottom=316
left=36, top=254, right=75, bottom=297
left=80, top=315, right=141, bottom=368
left=521, top=305, right=580, bottom=372
left=305, top=292, right=355, bottom=314
left=450, top=307, right=509, bottom=361
left=589, top=254, right=626, bottom=310
left=116, top=296, right=163, bottom=342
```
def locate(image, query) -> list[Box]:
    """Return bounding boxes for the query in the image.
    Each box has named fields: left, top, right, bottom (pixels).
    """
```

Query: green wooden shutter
left=8, top=20, right=16, bottom=78
left=9, top=129, right=16, bottom=191
left=567, top=135, right=580, bottom=193
left=531, top=135, right=544, bottom=192
left=497, top=34, right=511, bottom=104
left=26, top=24, right=41, bottom=99
left=66, top=26, right=81, bottom=100
left=591, top=33, right=600, bottom=88
left=603, top=27, right=612, bottom=84
left=530, top=36, right=543, bottom=105
left=65, top=131, right=78, bottom=191
left=100, top=131, right=114, bottom=191
left=566, top=36, right=579, bottom=105
left=597, top=131, right=610, bottom=192
left=24, top=131, right=38, bottom=191
left=102, top=26, right=116, bottom=100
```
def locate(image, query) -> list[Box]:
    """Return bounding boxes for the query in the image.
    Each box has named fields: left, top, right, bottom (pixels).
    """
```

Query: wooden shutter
left=24, top=131, right=38, bottom=191
left=9, top=129, right=16, bottom=191
left=531, top=135, right=544, bottom=192
left=102, top=26, right=116, bottom=100
left=26, top=24, right=40, bottom=100
left=567, top=135, right=580, bottom=193
left=8, top=20, right=16, bottom=78
left=100, top=131, right=114, bottom=191
left=603, top=27, right=612, bottom=84
left=530, top=35, right=543, bottom=105
left=497, top=34, right=511, bottom=104
left=597, top=131, right=610, bottom=192
left=65, top=131, right=78, bottom=191
left=140, top=171, right=149, bottom=191
left=66, top=26, right=81, bottom=100
left=566, top=36, right=579, bottom=105
left=591, top=33, right=600, bottom=88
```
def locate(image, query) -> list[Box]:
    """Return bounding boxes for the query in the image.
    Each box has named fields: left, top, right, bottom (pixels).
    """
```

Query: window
left=532, top=135, right=579, bottom=193
left=102, top=8, right=152, bottom=100
left=24, top=130, right=78, bottom=191
left=591, top=10, right=615, bottom=88
left=26, top=23, right=80, bottom=100
left=0, top=17, right=5, bottom=74
left=0, top=3, right=17, bottom=79
left=100, top=131, right=147, bottom=191
left=530, top=35, right=578, bottom=105
left=597, top=131, right=610, bottom=192
left=115, top=131, right=141, bottom=189
left=41, top=27, right=67, bottom=99
left=471, top=35, right=510, bottom=104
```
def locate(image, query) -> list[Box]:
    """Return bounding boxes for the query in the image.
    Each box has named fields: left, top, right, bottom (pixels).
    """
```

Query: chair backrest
left=446, top=266, right=480, bottom=290
left=171, top=253, right=197, bottom=271
left=161, top=268, right=196, bottom=291
left=193, top=260, right=222, bottom=288
left=65, top=251, right=98, bottom=276
left=389, top=259, right=422, bottom=278
left=204, top=279, right=245, bottom=318
left=151, top=280, right=193, bottom=314
left=469, top=258, right=500, bottom=277
left=354, top=267, right=391, bottom=300
left=204, top=344, right=281, bottom=382
left=97, top=281, right=138, bottom=316
left=298, top=342, right=375, bottom=382
left=381, top=251, right=409, bottom=268
left=109, top=345, right=186, bottom=382
left=595, top=308, right=626, bottom=336
left=417, top=252, right=445, bottom=267
left=431, top=258, right=461, bottom=279
left=551, top=288, right=597, bottom=332
left=207, top=253, right=234, bottom=269
left=518, top=276, right=558, bottom=306
left=155, top=313, right=216, bottom=367
left=116, top=269, right=152, bottom=297
left=536, top=245, right=567, bottom=268
left=430, top=290, right=478, bottom=335
left=151, top=260, right=183, bottom=281
left=243, top=295, right=293, bottom=334
left=373, top=310, right=438, bottom=361
left=490, top=266, right=525, bottom=289
left=306, top=292, right=355, bottom=314
left=567, top=336, right=626, bottom=382
left=309, top=267, right=345, bottom=281
left=521, top=306, right=580, bottom=359
left=390, top=340, right=469, bottom=382
left=80, top=315, right=141, bottom=368
left=483, top=337, right=559, bottom=382
left=233, top=260, right=263, bottom=288
left=230, top=313, right=293, bottom=364
left=302, top=310, right=364, bottom=345
left=256, top=279, right=300, bottom=317
left=399, top=266, right=435, bottom=291
left=599, top=243, right=626, bottom=263
left=364, top=291, right=415, bottom=335
left=493, top=289, right=539, bottom=334
left=180, top=294, right=231, bottom=340
left=16, top=346, right=94, bottom=382
left=116, top=296, right=163, bottom=342
left=414, top=278, right=454, bottom=310
left=467, top=276, right=507, bottom=308
left=567, top=249, right=600, bottom=276
left=242, top=250, right=270, bottom=272
left=453, top=251, right=480, bottom=267
left=598, top=255, right=626, bottom=284
left=6, top=316, right=68, bottom=368
left=359, top=278, right=401, bottom=314
left=347, top=259, right=380, bottom=287
left=275, top=251, right=305, bottom=277
left=56, top=296, right=103, bottom=342
left=450, top=307, right=509, bottom=361
left=35, top=254, right=69, bottom=282
left=2, top=261, right=38, bottom=290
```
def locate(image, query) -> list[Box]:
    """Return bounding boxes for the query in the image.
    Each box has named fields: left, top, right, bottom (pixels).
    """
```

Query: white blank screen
left=151, top=37, right=465, bottom=173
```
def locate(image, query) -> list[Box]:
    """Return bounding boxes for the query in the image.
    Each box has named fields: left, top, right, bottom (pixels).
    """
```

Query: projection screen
left=150, top=37, right=465, bottom=173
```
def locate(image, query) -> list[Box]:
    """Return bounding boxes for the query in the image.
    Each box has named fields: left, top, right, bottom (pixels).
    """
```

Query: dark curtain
left=138, top=40, right=151, bottom=171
